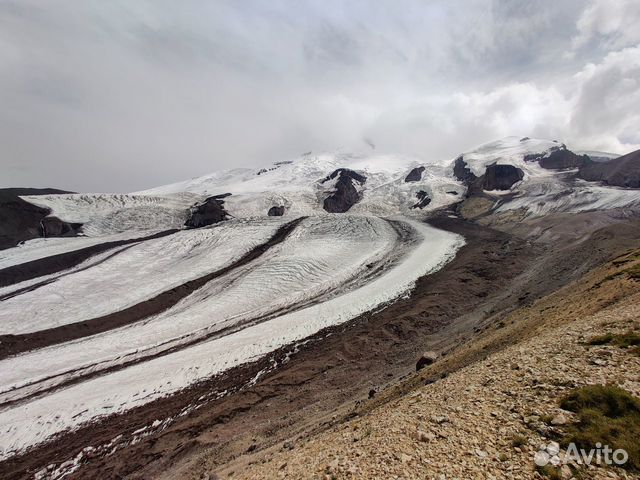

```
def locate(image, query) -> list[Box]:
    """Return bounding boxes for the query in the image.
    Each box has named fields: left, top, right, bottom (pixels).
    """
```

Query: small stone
left=325, top=459, right=339, bottom=473
left=594, top=349, right=613, bottom=357
left=431, top=415, right=449, bottom=424
left=416, top=430, right=436, bottom=442
left=551, top=413, right=568, bottom=426
left=475, top=449, right=488, bottom=459
left=560, top=465, right=573, bottom=479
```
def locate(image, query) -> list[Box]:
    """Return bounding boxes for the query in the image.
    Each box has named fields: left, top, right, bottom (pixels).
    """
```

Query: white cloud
left=568, top=45, right=640, bottom=152
left=365, top=42, right=640, bottom=159
left=572, top=0, right=640, bottom=50
left=364, top=83, right=570, bottom=161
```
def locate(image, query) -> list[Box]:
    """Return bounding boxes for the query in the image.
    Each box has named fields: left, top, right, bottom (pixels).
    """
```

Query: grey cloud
left=572, top=0, right=640, bottom=52
left=568, top=45, right=640, bottom=151
left=0, top=0, right=638, bottom=192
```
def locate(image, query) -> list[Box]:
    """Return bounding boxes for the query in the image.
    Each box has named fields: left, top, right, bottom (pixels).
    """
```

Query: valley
left=1, top=137, right=639, bottom=479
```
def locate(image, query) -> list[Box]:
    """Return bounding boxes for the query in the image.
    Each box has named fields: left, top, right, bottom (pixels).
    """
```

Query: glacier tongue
left=0, top=215, right=464, bottom=459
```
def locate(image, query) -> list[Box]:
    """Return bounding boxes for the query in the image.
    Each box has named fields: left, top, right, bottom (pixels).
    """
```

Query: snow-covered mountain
left=16, top=136, right=640, bottom=238
left=1, top=136, right=639, bottom=468
left=134, top=151, right=461, bottom=218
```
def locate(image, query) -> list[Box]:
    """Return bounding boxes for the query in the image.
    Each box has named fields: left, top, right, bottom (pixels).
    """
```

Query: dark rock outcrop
left=416, top=351, right=438, bottom=371
left=322, top=169, right=366, bottom=213
left=184, top=196, right=228, bottom=228
left=524, top=145, right=589, bottom=170
left=578, top=148, right=640, bottom=188
left=0, top=188, right=77, bottom=250
left=523, top=144, right=562, bottom=163
left=411, top=190, right=432, bottom=209
left=40, top=216, right=82, bottom=238
left=453, top=156, right=477, bottom=185
left=268, top=206, right=285, bottom=216
left=482, top=164, right=524, bottom=191
left=320, top=168, right=367, bottom=185
left=540, top=148, right=589, bottom=170
left=404, top=166, right=425, bottom=182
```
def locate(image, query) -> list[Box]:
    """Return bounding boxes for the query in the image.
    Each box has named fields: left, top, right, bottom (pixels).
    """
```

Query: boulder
left=268, top=206, right=285, bottom=216
left=550, top=412, right=568, bottom=426
left=404, top=166, right=425, bottom=182
left=482, top=164, right=524, bottom=190
left=416, top=351, right=438, bottom=371
left=185, top=196, right=228, bottom=228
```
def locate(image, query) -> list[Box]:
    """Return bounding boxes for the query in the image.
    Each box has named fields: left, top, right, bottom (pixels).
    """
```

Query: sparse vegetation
left=510, top=433, right=527, bottom=448
left=617, top=331, right=640, bottom=347
left=535, top=464, right=562, bottom=479
left=587, top=331, right=640, bottom=349
left=560, top=385, right=640, bottom=470
left=587, top=333, right=614, bottom=345
left=600, top=253, right=640, bottom=284
left=627, top=264, right=640, bottom=280
left=611, top=251, right=640, bottom=266
left=361, top=424, right=373, bottom=439
left=540, top=413, right=554, bottom=424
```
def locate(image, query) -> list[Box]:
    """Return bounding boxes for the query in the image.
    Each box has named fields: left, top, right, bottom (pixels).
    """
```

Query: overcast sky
left=1, top=0, right=639, bottom=192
